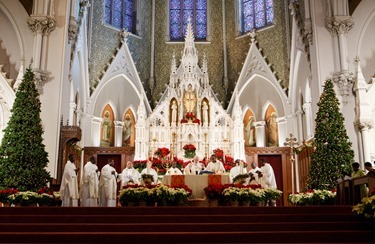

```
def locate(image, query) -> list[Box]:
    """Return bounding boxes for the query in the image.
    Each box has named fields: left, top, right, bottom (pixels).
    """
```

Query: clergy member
left=206, top=155, right=225, bottom=174
left=258, top=159, right=277, bottom=206
left=230, top=159, right=247, bottom=183
left=247, top=161, right=261, bottom=185
left=60, top=154, right=79, bottom=207
left=99, top=159, right=119, bottom=207
left=80, top=156, right=100, bottom=207
left=140, top=161, right=159, bottom=185
left=184, top=155, right=203, bottom=175
left=351, top=162, right=367, bottom=199
left=166, top=162, right=183, bottom=175
left=121, top=161, right=141, bottom=186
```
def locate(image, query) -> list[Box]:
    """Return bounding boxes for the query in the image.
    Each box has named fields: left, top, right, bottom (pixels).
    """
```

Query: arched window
left=239, top=0, right=273, bottom=34
left=104, top=0, right=137, bottom=34
left=169, top=0, right=207, bottom=41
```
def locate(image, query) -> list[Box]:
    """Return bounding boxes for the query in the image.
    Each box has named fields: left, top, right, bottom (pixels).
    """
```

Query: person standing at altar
left=230, top=159, right=247, bottom=183
left=206, top=155, right=225, bottom=174
left=247, top=162, right=261, bottom=185
left=80, top=156, right=100, bottom=207
left=258, top=159, right=277, bottom=206
left=121, top=161, right=141, bottom=186
left=166, top=161, right=183, bottom=175
left=99, top=159, right=119, bottom=207
left=184, top=156, right=203, bottom=175
left=141, top=161, right=159, bottom=184
left=60, top=154, right=79, bottom=207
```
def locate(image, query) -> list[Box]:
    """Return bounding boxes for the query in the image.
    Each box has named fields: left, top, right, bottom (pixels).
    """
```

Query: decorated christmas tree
left=306, top=79, right=354, bottom=190
left=0, top=67, right=51, bottom=191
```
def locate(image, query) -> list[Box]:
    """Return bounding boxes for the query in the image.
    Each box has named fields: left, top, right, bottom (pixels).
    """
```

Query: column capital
left=355, top=120, right=373, bottom=131
left=332, top=70, right=354, bottom=104
left=27, top=16, right=56, bottom=35
left=32, top=68, right=48, bottom=94
left=325, top=16, right=354, bottom=36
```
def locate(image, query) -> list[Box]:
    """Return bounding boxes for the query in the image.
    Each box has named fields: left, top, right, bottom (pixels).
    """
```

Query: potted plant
left=204, top=184, right=223, bottom=206
left=119, top=185, right=149, bottom=206
left=183, top=144, right=196, bottom=158
left=142, top=174, right=154, bottom=185
left=168, top=185, right=192, bottom=206
left=0, top=188, right=18, bottom=207
left=352, top=195, right=375, bottom=222
left=232, top=174, right=249, bottom=185
left=8, top=191, right=40, bottom=207
left=36, top=187, right=55, bottom=206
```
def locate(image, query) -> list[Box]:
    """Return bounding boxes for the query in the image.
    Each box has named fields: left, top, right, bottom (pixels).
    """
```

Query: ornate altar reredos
left=134, top=22, right=245, bottom=161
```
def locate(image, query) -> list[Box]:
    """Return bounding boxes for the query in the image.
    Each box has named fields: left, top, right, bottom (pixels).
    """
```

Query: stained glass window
left=169, top=0, right=207, bottom=41
left=240, top=0, right=273, bottom=34
left=104, top=0, right=137, bottom=34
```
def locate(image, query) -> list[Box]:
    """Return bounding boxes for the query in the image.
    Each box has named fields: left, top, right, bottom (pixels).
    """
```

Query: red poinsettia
left=193, top=118, right=200, bottom=124
left=155, top=147, right=170, bottom=158
left=37, top=187, right=53, bottom=195
left=204, top=184, right=224, bottom=200
left=213, top=148, right=224, bottom=160
left=183, top=144, right=196, bottom=152
left=185, top=112, right=196, bottom=120
left=181, top=118, right=188, bottom=123
left=172, top=184, right=193, bottom=195
left=0, top=188, right=19, bottom=202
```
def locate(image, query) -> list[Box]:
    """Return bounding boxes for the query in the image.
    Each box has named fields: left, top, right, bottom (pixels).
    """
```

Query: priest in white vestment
left=166, top=162, right=183, bottom=175
left=80, top=156, right=100, bottom=207
left=247, top=162, right=261, bottom=185
left=258, top=160, right=277, bottom=206
left=121, top=161, right=141, bottom=186
left=140, top=161, right=159, bottom=184
left=206, top=155, right=225, bottom=174
left=99, top=159, right=119, bottom=207
left=184, top=156, right=203, bottom=175
left=60, top=154, right=79, bottom=207
left=230, top=159, right=247, bottom=183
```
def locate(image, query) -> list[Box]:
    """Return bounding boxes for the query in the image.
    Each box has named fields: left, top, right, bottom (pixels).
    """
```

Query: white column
left=91, top=117, right=102, bottom=147
left=68, top=75, right=76, bottom=126
left=254, top=121, right=266, bottom=147
left=276, top=117, right=287, bottom=147
left=359, top=124, right=371, bottom=166
left=114, top=121, right=123, bottom=147
left=303, top=102, right=313, bottom=139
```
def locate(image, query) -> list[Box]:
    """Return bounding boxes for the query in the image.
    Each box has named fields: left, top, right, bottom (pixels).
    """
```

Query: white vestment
left=80, top=161, right=99, bottom=207
left=140, top=167, right=159, bottom=184
left=99, top=164, right=119, bottom=207
left=247, top=166, right=261, bottom=185
left=183, top=162, right=203, bottom=175
left=166, top=167, right=183, bottom=175
left=60, top=161, right=79, bottom=207
left=229, top=166, right=247, bottom=182
left=259, top=163, right=277, bottom=189
left=121, top=168, right=141, bottom=186
left=206, top=161, right=225, bottom=173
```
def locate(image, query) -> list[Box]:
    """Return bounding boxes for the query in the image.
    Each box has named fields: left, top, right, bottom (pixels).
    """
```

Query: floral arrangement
left=223, top=155, right=235, bottom=171
left=183, top=144, right=196, bottom=158
left=288, top=189, right=336, bottom=206
left=204, top=184, right=224, bottom=201
left=222, top=186, right=264, bottom=205
left=168, top=184, right=192, bottom=205
left=0, top=188, right=19, bottom=204
left=181, top=118, right=188, bottom=123
left=263, top=188, right=283, bottom=202
left=155, top=147, right=170, bottom=158
left=232, top=174, right=249, bottom=184
left=213, top=148, right=224, bottom=160
left=193, top=118, right=200, bottom=124
left=141, top=174, right=154, bottom=185
left=352, top=195, right=375, bottom=221
left=36, top=187, right=56, bottom=206
left=119, top=185, right=150, bottom=206
left=8, top=191, right=40, bottom=206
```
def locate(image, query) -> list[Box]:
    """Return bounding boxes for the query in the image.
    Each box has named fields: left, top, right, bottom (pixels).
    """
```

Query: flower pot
left=208, top=199, right=219, bottom=207
left=1, top=202, right=10, bottom=207
left=230, top=201, right=239, bottom=207
left=239, top=201, right=250, bottom=207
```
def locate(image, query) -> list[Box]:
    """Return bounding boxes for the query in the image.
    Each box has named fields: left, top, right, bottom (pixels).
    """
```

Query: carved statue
left=183, top=84, right=196, bottom=113
left=101, top=110, right=112, bottom=145
left=123, top=114, right=132, bottom=146
left=171, top=100, right=177, bottom=124
left=266, top=112, right=278, bottom=147
left=245, top=116, right=256, bottom=146
left=202, top=100, right=209, bottom=125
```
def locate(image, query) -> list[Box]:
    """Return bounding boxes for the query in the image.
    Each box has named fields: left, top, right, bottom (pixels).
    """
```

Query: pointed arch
left=100, top=104, right=115, bottom=147
left=122, top=108, right=135, bottom=146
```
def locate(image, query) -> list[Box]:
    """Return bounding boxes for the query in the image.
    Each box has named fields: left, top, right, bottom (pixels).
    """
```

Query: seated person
left=184, top=155, right=203, bottom=175
left=140, top=161, right=159, bottom=185
left=121, top=161, right=141, bottom=186
left=206, top=154, right=225, bottom=174
left=364, top=162, right=375, bottom=177
left=166, top=162, right=183, bottom=175
left=230, top=159, right=247, bottom=183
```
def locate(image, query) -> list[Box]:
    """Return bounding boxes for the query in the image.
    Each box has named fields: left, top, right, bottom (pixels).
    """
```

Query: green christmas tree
left=306, top=79, right=354, bottom=190
left=0, top=67, right=51, bottom=191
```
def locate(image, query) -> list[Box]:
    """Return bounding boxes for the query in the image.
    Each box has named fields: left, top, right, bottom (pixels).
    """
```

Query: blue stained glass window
left=104, top=0, right=137, bottom=34
left=241, top=0, right=273, bottom=34
left=169, top=0, right=207, bottom=41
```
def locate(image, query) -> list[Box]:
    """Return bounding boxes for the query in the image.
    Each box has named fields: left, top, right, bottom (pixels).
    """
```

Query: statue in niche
left=171, top=100, right=177, bottom=124
left=202, top=100, right=209, bottom=126
left=101, top=110, right=112, bottom=145
left=123, top=114, right=132, bottom=146
left=245, top=116, right=256, bottom=147
left=183, top=84, right=196, bottom=114
left=266, top=112, right=278, bottom=147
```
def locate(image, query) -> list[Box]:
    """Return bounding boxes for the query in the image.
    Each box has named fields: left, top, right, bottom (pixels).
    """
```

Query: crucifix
left=284, top=133, right=298, bottom=194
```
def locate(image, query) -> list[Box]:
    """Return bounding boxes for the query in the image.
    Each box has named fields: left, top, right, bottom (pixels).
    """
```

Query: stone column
left=254, top=121, right=266, bottom=147
left=68, top=75, right=76, bottom=126
left=302, top=102, right=313, bottom=139
left=91, top=116, right=102, bottom=147
left=276, top=117, right=287, bottom=147
left=114, top=121, right=123, bottom=147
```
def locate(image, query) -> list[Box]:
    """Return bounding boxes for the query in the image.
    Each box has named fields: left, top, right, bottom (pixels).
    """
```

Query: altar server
left=99, top=159, right=119, bottom=207
left=166, top=161, right=183, bottom=175
left=60, top=154, right=79, bottom=207
left=184, top=155, right=203, bottom=175
left=247, top=161, right=261, bottom=185
left=140, top=161, right=159, bottom=184
left=80, top=156, right=100, bottom=207
left=121, top=161, right=141, bottom=186
left=230, top=159, right=247, bottom=182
